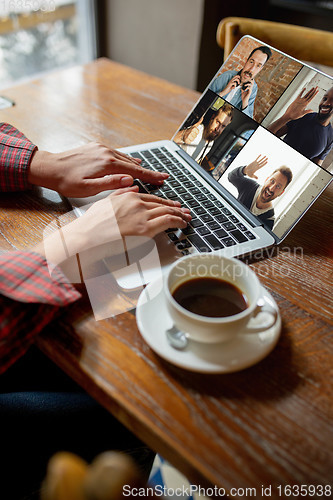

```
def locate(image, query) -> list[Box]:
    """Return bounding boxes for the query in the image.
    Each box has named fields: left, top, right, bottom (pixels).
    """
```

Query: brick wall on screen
left=219, top=38, right=302, bottom=123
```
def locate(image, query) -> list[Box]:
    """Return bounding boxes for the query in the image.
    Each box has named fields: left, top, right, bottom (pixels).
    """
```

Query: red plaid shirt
left=0, top=123, right=80, bottom=374
left=0, top=122, right=37, bottom=191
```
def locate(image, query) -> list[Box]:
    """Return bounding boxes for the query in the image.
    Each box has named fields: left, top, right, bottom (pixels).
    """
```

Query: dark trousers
left=0, top=346, right=154, bottom=500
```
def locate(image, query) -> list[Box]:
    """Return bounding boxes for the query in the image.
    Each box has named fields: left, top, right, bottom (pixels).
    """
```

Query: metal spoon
left=166, top=325, right=188, bottom=350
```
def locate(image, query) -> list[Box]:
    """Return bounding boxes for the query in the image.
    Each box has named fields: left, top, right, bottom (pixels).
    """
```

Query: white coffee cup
left=164, top=253, right=277, bottom=343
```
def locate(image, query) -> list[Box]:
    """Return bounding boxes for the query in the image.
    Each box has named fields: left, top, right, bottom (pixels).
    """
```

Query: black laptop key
left=190, top=218, right=204, bottom=228
left=222, top=222, right=237, bottom=231
left=154, top=164, right=169, bottom=172
left=197, top=226, right=211, bottom=236
left=176, top=240, right=192, bottom=250
left=215, top=214, right=228, bottom=223
left=168, top=232, right=179, bottom=242
left=159, top=184, right=173, bottom=192
left=130, top=152, right=144, bottom=160
left=142, top=150, right=154, bottom=158
left=182, top=226, right=195, bottom=235
left=208, top=207, right=221, bottom=216
left=166, top=191, right=179, bottom=200
left=145, top=183, right=160, bottom=192
left=181, top=193, right=194, bottom=202
left=237, top=223, right=247, bottom=231
left=188, top=234, right=211, bottom=252
left=133, top=180, right=148, bottom=193
left=229, top=215, right=239, bottom=223
left=156, top=154, right=168, bottom=161
left=172, top=168, right=183, bottom=176
left=196, top=193, right=208, bottom=202
left=187, top=199, right=201, bottom=208
left=222, top=237, right=236, bottom=246
left=169, top=180, right=181, bottom=188
left=221, top=208, right=232, bottom=215
left=183, top=181, right=195, bottom=189
left=202, top=200, right=215, bottom=209
left=204, top=234, right=224, bottom=250
left=162, top=186, right=175, bottom=194
left=214, top=228, right=228, bottom=239
left=200, top=213, right=214, bottom=223
left=194, top=206, right=206, bottom=215
left=244, top=230, right=256, bottom=240
left=189, top=187, right=201, bottom=195
left=230, top=230, right=248, bottom=243
left=207, top=221, right=220, bottom=231
left=151, top=189, right=165, bottom=197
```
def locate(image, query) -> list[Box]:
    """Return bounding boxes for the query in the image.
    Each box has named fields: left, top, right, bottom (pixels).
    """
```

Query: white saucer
left=136, top=277, right=281, bottom=374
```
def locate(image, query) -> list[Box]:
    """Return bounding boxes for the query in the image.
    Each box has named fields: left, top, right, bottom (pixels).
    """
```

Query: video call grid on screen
left=173, top=37, right=333, bottom=240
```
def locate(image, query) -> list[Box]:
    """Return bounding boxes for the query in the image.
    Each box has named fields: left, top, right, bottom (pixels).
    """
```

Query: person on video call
left=174, top=102, right=234, bottom=164
left=268, top=86, right=333, bottom=166
left=228, top=154, right=293, bottom=229
left=209, top=46, right=272, bottom=118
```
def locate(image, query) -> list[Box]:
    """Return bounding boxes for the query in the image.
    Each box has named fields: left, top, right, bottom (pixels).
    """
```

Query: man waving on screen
left=228, top=155, right=293, bottom=229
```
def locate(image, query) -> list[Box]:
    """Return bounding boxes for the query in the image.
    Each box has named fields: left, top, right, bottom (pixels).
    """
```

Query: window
left=0, top=0, right=97, bottom=89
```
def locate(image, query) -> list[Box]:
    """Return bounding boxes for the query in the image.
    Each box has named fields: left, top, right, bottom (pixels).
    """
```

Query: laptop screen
left=173, top=36, right=333, bottom=240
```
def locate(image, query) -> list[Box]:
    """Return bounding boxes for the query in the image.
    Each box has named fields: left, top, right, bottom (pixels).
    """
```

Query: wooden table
left=0, top=58, right=332, bottom=497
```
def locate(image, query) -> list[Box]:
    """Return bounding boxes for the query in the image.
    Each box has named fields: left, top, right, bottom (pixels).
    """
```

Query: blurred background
left=0, top=0, right=332, bottom=92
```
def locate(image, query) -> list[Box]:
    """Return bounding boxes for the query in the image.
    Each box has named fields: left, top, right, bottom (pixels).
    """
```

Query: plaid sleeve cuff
left=0, top=250, right=81, bottom=375
left=0, top=122, right=37, bottom=191
left=0, top=251, right=81, bottom=305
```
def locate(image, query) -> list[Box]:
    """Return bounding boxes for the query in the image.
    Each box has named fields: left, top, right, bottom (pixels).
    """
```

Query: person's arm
left=209, top=72, right=240, bottom=98
left=0, top=123, right=171, bottom=196
left=268, top=87, right=318, bottom=136
left=0, top=187, right=191, bottom=374
left=34, top=187, right=191, bottom=270
left=267, top=117, right=289, bottom=137
left=173, top=117, right=203, bottom=146
left=228, top=155, right=268, bottom=189
left=243, top=155, right=268, bottom=178
left=28, top=143, right=171, bottom=197
left=228, top=166, right=248, bottom=189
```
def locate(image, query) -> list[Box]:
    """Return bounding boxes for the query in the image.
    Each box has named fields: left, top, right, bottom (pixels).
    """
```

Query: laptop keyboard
left=129, top=147, right=256, bottom=254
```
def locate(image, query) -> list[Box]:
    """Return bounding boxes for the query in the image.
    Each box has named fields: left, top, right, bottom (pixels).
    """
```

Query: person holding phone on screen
left=209, top=46, right=272, bottom=118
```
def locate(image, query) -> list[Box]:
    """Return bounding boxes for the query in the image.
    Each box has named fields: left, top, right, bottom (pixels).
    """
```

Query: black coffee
left=172, top=277, right=248, bottom=318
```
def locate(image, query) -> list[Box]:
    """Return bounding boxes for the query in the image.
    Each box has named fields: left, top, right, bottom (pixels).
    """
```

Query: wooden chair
left=41, top=451, right=144, bottom=500
left=217, top=17, right=333, bottom=68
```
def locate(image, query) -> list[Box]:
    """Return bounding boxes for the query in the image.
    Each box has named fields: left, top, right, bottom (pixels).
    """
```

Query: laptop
left=69, top=36, right=332, bottom=314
